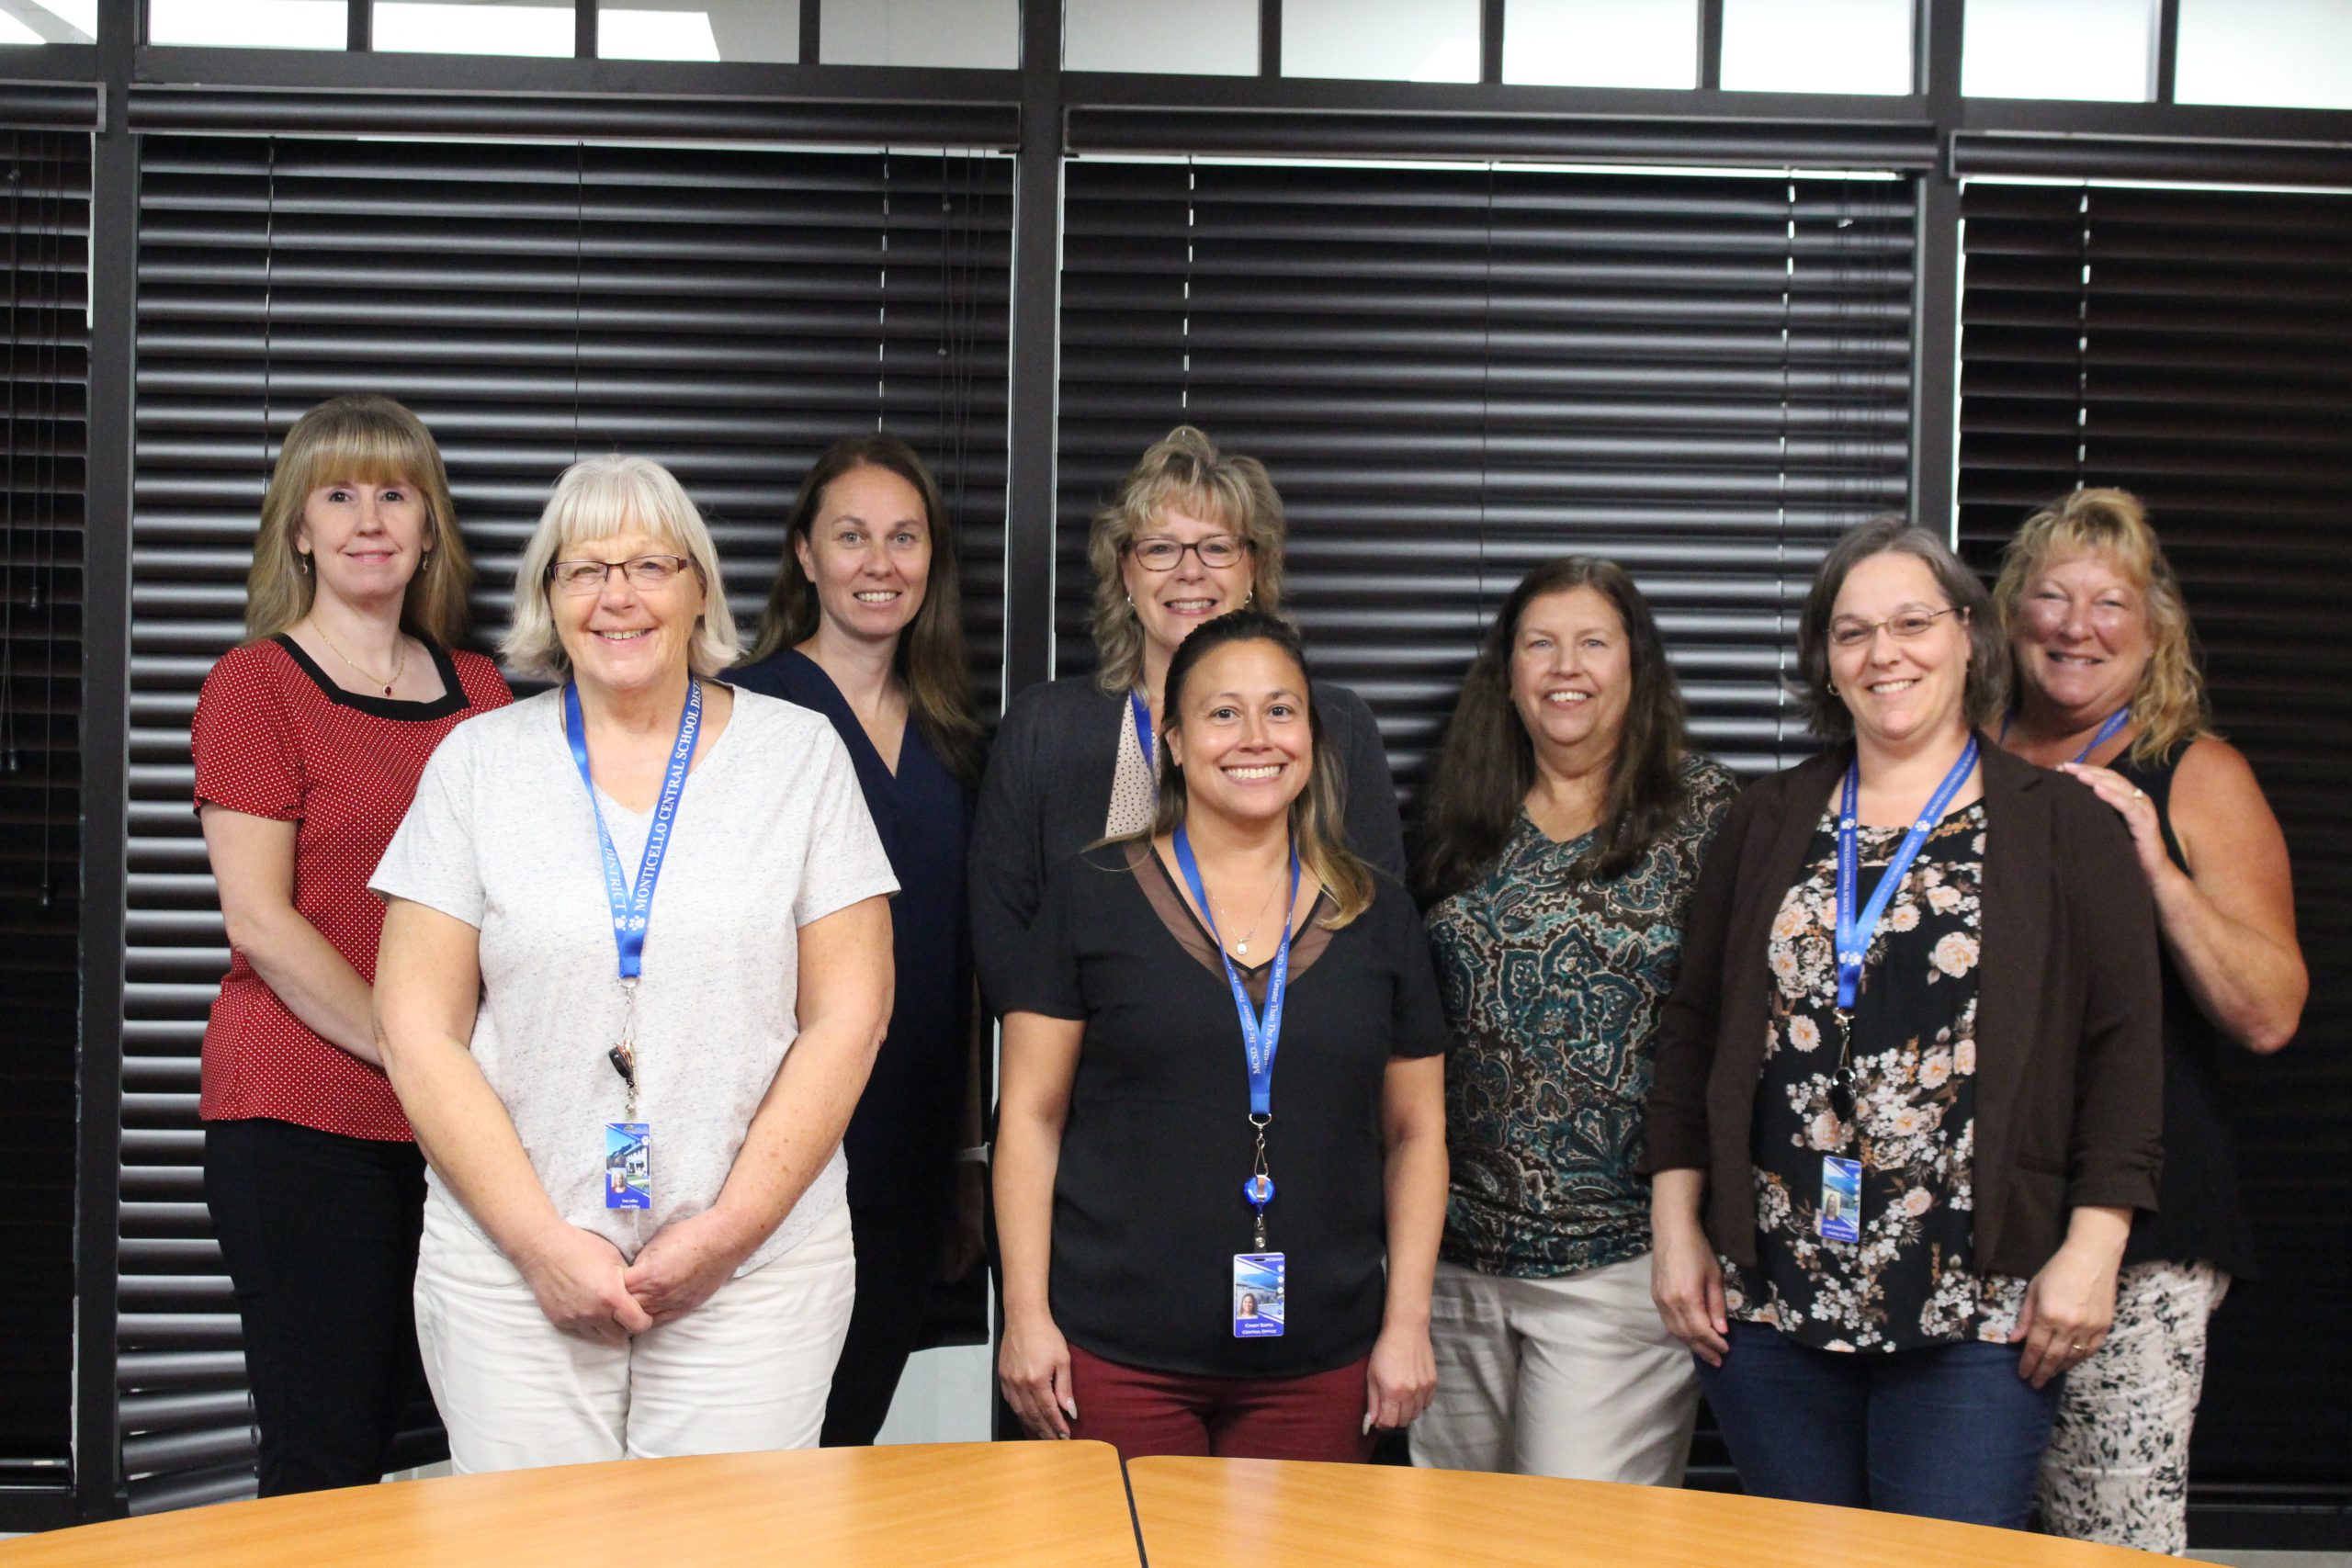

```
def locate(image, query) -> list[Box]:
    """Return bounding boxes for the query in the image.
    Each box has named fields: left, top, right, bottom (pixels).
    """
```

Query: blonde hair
left=503, top=456, right=741, bottom=682
left=244, top=395, right=474, bottom=648
left=1087, top=426, right=1287, bottom=696
left=1146, top=610, right=1371, bottom=930
left=1993, top=487, right=2210, bottom=764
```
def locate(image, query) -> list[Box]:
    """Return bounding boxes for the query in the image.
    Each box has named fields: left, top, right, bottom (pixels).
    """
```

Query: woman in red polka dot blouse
left=191, top=395, right=512, bottom=1495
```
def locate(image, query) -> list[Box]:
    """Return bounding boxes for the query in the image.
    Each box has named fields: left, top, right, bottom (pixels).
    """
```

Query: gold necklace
left=309, top=617, right=408, bottom=697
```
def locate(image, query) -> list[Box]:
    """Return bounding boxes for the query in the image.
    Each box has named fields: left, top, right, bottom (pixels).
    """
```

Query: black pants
left=820, top=1191, right=951, bottom=1447
left=203, top=1117, right=434, bottom=1496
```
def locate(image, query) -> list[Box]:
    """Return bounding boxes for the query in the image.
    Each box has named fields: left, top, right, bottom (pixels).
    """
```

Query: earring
left=298, top=552, right=311, bottom=574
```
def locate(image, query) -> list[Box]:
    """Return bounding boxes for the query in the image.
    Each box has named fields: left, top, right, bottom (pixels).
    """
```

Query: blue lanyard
left=563, top=677, right=703, bottom=982
left=1835, top=736, right=1979, bottom=1011
left=1999, top=706, right=2128, bottom=765
left=1172, top=826, right=1300, bottom=1120
left=1130, top=688, right=1156, bottom=786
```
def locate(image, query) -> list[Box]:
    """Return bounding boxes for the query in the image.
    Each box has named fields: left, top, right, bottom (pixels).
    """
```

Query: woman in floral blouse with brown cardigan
left=1645, top=519, right=2162, bottom=1531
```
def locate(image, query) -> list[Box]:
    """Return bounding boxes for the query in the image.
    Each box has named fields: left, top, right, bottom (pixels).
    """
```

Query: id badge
left=1233, top=1252, right=1285, bottom=1337
left=604, top=1122, right=652, bottom=1210
left=1818, top=1155, right=1861, bottom=1243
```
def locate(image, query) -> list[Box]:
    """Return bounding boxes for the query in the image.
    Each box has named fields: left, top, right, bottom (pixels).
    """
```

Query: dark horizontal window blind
left=1057, top=159, right=1915, bottom=795
left=0, top=128, right=85, bottom=1491
left=123, top=133, right=1011, bottom=1512
left=1957, top=179, right=2352, bottom=1493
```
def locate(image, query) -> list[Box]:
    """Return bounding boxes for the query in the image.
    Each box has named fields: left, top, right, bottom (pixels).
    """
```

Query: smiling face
left=2010, top=548, right=2153, bottom=728
left=793, top=463, right=932, bottom=648
left=1509, top=585, right=1634, bottom=768
left=1120, top=507, right=1258, bottom=673
left=294, top=477, right=429, bottom=612
left=551, top=526, right=708, bottom=698
left=1163, top=637, right=1314, bottom=830
left=1828, top=550, right=1974, bottom=753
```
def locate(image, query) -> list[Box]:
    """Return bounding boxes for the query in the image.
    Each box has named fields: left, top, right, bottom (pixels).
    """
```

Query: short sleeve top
left=1426, top=754, right=1737, bottom=1279
left=369, top=686, right=899, bottom=1274
left=1023, top=841, right=1448, bottom=1379
left=193, top=635, right=512, bottom=1141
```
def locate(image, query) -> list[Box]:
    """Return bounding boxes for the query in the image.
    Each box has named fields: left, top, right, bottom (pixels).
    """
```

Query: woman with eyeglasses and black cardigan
left=967, top=426, right=1406, bottom=1025
left=1644, top=518, right=2163, bottom=1530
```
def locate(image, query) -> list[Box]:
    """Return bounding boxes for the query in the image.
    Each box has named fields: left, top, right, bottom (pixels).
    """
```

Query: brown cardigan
left=1644, top=740, right=2163, bottom=1280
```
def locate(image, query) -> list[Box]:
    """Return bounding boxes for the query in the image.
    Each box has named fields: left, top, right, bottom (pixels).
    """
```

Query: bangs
left=277, top=413, right=436, bottom=498
left=542, top=466, right=697, bottom=557
left=2034, top=516, right=2158, bottom=590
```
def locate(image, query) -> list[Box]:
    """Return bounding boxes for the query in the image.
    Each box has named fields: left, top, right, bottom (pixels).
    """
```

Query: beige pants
left=1410, top=1255, right=1700, bottom=1485
left=413, top=1195, right=856, bottom=1475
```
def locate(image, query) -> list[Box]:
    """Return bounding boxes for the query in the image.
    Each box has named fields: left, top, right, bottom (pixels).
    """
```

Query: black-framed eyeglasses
left=1828, top=604, right=1962, bottom=649
left=547, top=555, right=696, bottom=595
left=1127, top=535, right=1250, bottom=572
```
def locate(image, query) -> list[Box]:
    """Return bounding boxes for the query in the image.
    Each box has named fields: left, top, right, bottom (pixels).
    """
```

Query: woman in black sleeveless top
left=1993, top=487, right=2308, bottom=1556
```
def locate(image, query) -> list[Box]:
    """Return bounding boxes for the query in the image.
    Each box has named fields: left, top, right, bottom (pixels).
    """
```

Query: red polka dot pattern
left=192, top=636, right=513, bottom=1141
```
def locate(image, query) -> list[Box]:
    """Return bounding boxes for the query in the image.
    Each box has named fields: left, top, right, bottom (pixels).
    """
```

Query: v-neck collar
left=1137, top=841, right=1333, bottom=985
left=779, top=647, right=920, bottom=787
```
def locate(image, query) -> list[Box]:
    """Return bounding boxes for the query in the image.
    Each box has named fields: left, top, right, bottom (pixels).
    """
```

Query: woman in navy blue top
left=735, top=433, right=984, bottom=1444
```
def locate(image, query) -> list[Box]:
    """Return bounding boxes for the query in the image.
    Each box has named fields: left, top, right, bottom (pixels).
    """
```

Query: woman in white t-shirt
left=372, top=456, right=897, bottom=1473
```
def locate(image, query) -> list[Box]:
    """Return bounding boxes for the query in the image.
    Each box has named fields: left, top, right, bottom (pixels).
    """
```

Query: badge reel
left=1235, top=1164, right=1284, bottom=1339
left=605, top=1032, right=651, bottom=1212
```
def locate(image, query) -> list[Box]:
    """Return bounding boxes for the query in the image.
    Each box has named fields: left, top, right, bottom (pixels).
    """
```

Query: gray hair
left=503, top=455, right=741, bottom=682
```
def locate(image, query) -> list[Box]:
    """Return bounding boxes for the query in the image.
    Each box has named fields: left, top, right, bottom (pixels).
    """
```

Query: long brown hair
left=245, top=395, right=474, bottom=648
left=1088, top=426, right=1288, bottom=697
left=1412, top=558, right=1691, bottom=905
left=1993, top=487, right=2209, bottom=764
left=1148, top=610, right=1372, bottom=930
left=748, top=433, right=983, bottom=784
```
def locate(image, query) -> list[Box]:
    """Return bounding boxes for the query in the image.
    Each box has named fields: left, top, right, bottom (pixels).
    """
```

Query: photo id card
left=1818, top=1155, right=1861, bottom=1243
left=604, top=1122, right=652, bottom=1210
left=1233, top=1252, right=1285, bottom=1338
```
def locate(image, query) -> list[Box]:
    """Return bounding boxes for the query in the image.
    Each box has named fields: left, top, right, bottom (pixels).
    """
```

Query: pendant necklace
left=1212, top=872, right=1283, bottom=960
left=311, top=617, right=408, bottom=697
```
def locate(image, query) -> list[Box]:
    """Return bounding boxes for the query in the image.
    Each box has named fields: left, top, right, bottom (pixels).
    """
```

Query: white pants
left=1410, top=1255, right=1700, bottom=1485
left=414, top=1196, right=856, bottom=1475
left=2038, top=1259, right=2230, bottom=1557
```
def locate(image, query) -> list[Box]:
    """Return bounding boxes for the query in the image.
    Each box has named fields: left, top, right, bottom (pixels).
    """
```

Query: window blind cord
left=2075, top=185, right=2091, bottom=483
left=877, top=150, right=890, bottom=430
left=1182, top=156, right=1193, bottom=416
left=4, top=133, right=20, bottom=777
left=572, top=141, right=584, bottom=464
left=36, top=133, right=57, bottom=907
left=1776, top=175, right=1795, bottom=755
left=1476, top=159, right=1495, bottom=630
left=261, top=140, right=276, bottom=508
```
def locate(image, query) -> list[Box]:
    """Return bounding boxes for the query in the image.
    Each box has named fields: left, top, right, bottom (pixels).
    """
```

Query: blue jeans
left=1696, top=1323, right=2061, bottom=1529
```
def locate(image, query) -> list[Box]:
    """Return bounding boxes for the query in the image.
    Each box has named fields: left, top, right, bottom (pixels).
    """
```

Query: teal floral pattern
left=1428, top=754, right=1737, bottom=1278
left=1721, top=802, right=2028, bottom=1352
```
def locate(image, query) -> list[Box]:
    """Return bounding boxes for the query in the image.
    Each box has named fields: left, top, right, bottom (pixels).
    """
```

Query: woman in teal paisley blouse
left=1408, top=558, right=1736, bottom=1484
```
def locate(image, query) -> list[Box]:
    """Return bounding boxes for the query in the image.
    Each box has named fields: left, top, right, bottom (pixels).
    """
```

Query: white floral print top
left=1720, top=802, right=2029, bottom=1352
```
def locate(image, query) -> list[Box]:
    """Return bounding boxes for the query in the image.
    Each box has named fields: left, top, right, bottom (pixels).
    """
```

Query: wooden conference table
left=0, top=1441, right=1141, bottom=1568
left=1125, top=1456, right=2169, bottom=1568
left=2, top=1442, right=2172, bottom=1566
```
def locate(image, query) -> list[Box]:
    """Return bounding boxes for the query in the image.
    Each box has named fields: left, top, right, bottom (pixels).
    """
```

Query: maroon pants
left=1066, top=1343, right=1376, bottom=1461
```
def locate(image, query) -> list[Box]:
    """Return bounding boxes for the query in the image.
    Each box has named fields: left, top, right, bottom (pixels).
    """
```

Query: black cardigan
left=969, top=673, right=1406, bottom=1017
left=1644, top=741, right=2164, bottom=1280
